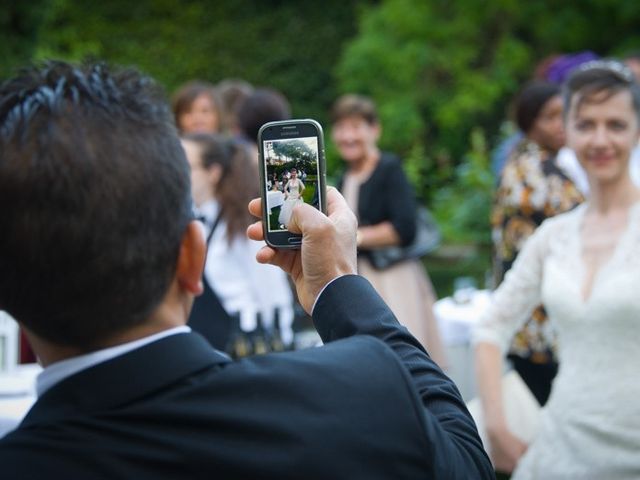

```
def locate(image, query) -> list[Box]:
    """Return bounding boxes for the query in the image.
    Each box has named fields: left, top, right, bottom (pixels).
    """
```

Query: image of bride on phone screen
left=279, top=168, right=305, bottom=227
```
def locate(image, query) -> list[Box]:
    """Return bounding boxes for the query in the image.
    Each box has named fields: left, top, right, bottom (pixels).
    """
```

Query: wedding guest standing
left=172, top=80, right=222, bottom=135
left=332, top=94, right=446, bottom=367
left=182, top=133, right=294, bottom=351
left=474, top=60, right=640, bottom=478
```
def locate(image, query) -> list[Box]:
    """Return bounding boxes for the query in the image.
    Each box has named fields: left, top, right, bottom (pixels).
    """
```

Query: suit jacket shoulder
left=0, top=276, right=493, bottom=479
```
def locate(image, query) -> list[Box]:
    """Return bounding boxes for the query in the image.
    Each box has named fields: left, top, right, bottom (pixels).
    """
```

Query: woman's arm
left=357, top=221, right=401, bottom=249
left=475, top=343, right=527, bottom=472
left=358, top=155, right=417, bottom=248
left=472, top=219, right=552, bottom=472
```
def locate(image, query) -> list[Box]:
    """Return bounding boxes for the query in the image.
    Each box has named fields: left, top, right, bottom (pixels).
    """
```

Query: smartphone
left=258, top=119, right=327, bottom=248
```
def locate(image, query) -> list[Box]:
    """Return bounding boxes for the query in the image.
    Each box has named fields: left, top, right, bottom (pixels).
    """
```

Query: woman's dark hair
left=513, top=81, right=561, bottom=134
left=171, top=80, right=221, bottom=132
left=330, top=94, right=379, bottom=125
left=216, top=78, right=254, bottom=133
left=183, top=133, right=256, bottom=243
left=562, top=59, right=640, bottom=122
left=236, top=88, right=291, bottom=143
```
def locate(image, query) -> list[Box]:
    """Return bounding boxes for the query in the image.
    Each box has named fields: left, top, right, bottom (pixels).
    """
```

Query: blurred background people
left=474, top=60, right=640, bottom=477
left=491, top=51, right=599, bottom=180
left=172, top=80, right=222, bottom=135
left=331, top=94, right=447, bottom=367
left=622, top=51, right=640, bottom=81
left=216, top=78, right=254, bottom=136
left=623, top=52, right=640, bottom=187
left=236, top=87, right=291, bottom=162
left=491, top=80, right=584, bottom=408
left=182, top=133, right=294, bottom=355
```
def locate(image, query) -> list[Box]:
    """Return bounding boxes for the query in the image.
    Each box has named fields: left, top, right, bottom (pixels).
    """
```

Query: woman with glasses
left=473, top=61, right=640, bottom=478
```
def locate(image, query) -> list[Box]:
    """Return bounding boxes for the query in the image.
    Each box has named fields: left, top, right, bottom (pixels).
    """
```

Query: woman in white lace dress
left=473, top=60, right=640, bottom=479
left=278, top=168, right=305, bottom=227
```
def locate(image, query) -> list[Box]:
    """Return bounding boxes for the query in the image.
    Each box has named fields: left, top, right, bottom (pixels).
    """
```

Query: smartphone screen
left=258, top=119, right=326, bottom=248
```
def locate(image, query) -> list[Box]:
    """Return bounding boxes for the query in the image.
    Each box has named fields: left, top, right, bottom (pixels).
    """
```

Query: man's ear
left=176, top=220, right=206, bottom=296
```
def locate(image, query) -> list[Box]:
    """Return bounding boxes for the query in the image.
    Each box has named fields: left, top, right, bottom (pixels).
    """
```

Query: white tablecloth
left=435, top=290, right=491, bottom=346
left=434, top=290, right=491, bottom=400
left=0, top=363, right=41, bottom=437
left=266, top=190, right=284, bottom=214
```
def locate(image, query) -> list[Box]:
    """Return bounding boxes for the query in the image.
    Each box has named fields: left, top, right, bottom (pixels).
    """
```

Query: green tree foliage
left=0, top=0, right=49, bottom=79
left=334, top=0, right=640, bottom=243
left=30, top=0, right=365, bottom=127
left=273, top=139, right=317, bottom=163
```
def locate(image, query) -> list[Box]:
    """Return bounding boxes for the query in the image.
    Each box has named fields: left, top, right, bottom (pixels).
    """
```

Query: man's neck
left=25, top=283, right=192, bottom=367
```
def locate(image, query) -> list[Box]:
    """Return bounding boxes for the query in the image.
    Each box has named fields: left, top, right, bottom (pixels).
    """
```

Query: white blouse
left=198, top=201, right=294, bottom=343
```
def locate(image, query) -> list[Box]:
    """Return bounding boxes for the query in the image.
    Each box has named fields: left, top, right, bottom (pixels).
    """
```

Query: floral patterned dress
left=492, top=140, right=584, bottom=368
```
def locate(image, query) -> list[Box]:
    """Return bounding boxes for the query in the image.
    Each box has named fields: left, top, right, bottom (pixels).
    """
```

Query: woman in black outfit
left=332, top=94, right=446, bottom=367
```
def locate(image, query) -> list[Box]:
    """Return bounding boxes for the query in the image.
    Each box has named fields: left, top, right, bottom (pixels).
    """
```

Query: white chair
left=0, top=311, right=19, bottom=372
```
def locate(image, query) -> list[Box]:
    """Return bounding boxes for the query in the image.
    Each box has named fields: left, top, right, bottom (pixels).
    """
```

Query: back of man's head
left=0, top=61, right=192, bottom=349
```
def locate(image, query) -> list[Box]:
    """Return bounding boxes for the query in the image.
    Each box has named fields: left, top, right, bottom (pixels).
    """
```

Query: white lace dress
left=473, top=203, right=640, bottom=479
left=278, top=179, right=305, bottom=228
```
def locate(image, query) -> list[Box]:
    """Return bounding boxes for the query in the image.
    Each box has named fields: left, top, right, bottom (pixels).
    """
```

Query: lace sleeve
left=472, top=219, right=552, bottom=353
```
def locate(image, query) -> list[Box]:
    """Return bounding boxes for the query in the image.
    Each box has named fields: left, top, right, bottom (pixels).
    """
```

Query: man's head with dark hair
left=236, top=88, right=291, bottom=144
left=0, top=61, right=194, bottom=350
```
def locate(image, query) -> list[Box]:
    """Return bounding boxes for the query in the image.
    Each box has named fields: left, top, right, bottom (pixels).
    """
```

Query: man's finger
left=325, top=186, right=351, bottom=220
left=255, top=245, right=277, bottom=264
left=247, top=221, right=264, bottom=242
left=286, top=202, right=326, bottom=236
left=248, top=198, right=262, bottom=219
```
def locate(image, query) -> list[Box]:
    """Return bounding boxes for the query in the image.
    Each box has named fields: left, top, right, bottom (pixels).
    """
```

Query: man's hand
left=247, top=187, right=357, bottom=313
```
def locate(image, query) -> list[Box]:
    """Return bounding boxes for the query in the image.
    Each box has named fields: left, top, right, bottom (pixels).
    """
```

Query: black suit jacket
left=0, top=276, right=492, bottom=479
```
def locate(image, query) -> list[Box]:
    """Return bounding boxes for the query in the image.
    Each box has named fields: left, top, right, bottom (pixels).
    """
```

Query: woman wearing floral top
left=492, top=81, right=584, bottom=406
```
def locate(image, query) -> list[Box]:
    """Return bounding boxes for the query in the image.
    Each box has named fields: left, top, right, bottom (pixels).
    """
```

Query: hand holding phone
left=247, top=187, right=357, bottom=313
left=258, top=119, right=327, bottom=248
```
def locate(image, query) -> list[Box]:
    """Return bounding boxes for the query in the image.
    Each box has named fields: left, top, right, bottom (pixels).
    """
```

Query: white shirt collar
left=36, top=326, right=191, bottom=397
